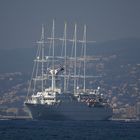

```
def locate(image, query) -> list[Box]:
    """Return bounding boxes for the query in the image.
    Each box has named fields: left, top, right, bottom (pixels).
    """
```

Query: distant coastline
left=0, top=115, right=31, bottom=120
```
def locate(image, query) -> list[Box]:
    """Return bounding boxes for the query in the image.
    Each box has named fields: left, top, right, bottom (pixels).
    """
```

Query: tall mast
left=64, top=22, right=67, bottom=93
left=52, top=19, right=55, bottom=91
left=74, top=24, right=77, bottom=94
left=52, top=20, right=55, bottom=69
left=41, top=24, right=45, bottom=92
left=83, top=25, right=87, bottom=92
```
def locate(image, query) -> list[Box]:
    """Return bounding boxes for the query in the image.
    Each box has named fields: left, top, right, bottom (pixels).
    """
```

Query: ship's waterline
left=25, top=101, right=112, bottom=120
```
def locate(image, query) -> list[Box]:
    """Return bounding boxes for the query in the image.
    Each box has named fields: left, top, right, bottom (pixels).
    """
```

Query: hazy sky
left=0, top=0, right=140, bottom=48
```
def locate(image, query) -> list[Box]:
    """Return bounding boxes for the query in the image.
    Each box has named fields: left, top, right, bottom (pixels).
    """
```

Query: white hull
left=25, top=101, right=112, bottom=120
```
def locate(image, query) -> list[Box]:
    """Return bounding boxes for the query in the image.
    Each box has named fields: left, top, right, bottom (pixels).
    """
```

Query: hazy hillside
left=88, top=38, right=140, bottom=63
left=0, top=38, right=140, bottom=118
left=0, top=38, right=140, bottom=73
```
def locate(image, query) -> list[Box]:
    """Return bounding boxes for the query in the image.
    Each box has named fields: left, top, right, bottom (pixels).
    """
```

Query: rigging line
left=77, top=38, right=84, bottom=87
left=26, top=43, right=41, bottom=100
left=59, top=28, right=65, bottom=69
left=46, top=26, right=53, bottom=72
left=59, top=23, right=66, bottom=91
left=61, top=33, right=65, bottom=57
left=66, top=25, right=75, bottom=89
left=33, top=42, right=42, bottom=91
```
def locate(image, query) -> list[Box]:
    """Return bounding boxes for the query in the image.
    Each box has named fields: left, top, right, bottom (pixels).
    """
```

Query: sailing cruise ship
left=25, top=21, right=113, bottom=120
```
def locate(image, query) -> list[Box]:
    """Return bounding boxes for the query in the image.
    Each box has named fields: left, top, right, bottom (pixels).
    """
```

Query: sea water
left=0, top=120, right=140, bottom=140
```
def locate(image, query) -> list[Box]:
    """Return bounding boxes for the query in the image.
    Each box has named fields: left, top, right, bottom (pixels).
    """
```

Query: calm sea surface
left=0, top=120, right=140, bottom=140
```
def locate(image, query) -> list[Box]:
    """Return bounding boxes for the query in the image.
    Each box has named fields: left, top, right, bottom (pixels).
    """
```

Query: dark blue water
left=0, top=120, right=140, bottom=140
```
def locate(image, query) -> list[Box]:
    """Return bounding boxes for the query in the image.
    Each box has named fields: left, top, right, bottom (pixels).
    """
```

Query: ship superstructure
left=25, top=20, right=112, bottom=120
